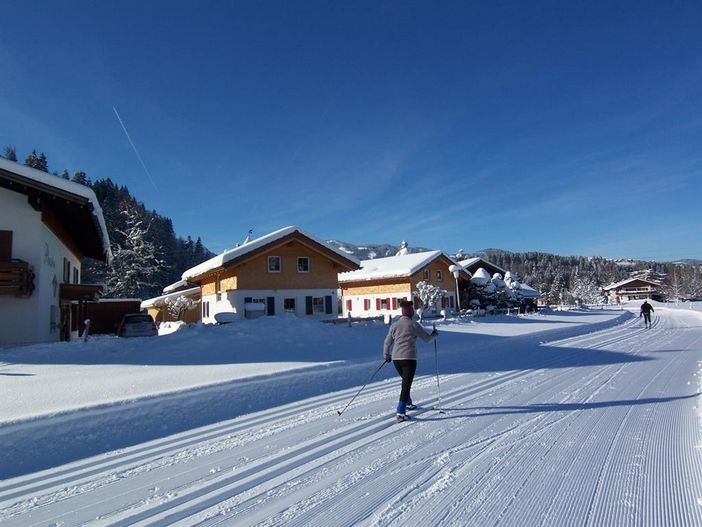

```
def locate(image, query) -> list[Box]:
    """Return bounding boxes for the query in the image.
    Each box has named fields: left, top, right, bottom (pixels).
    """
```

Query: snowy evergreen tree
left=547, top=273, right=567, bottom=305
left=3, top=145, right=17, bottom=161
left=414, top=280, right=446, bottom=311
left=570, top=271, right=604, bottom=305
left=24, top=150, right=48, bottom=171
left=164, top=294, right=198, bottom=321
left=60, top=169, right=70, bottom=180
left=105, top=206, right=165, bottom=298
left=72, top=171, right=89, bottom=185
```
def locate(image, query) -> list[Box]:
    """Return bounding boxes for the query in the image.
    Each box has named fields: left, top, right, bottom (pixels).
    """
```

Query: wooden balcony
left=0, top=259, right=35, bottom=297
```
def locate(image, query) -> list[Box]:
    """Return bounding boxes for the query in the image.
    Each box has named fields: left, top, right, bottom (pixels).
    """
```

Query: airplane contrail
left=112, top=106, right=159, bottom=192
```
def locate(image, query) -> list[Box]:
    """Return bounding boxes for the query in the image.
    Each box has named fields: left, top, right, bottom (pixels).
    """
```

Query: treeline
left=475, top=249, right=702, bottom=303
left=2, top=145, right=213, bottom=298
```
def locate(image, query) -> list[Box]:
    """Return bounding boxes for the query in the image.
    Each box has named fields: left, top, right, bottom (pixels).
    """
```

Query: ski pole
left=431, top=324, right=445, bottom=413
left=337, top=360, right=387, bottom=416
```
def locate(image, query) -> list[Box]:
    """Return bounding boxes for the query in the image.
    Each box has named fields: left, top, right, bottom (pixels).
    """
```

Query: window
left=423, top=270, right=429, bottom=280
left=312, top=297, right=325, bottom=314
left=202, top=301, right=210, bottom=318
left=297, top=257, right=310, bottom=273
left=364, top=299, right=371, bottom=311
left=63, top=258, right=71, bottom=283
left=268, top=256, right=282, bottom=272
left=436, top=270, right=443, bottom=281
left=284, top=298, right=296, bottom=313
left=216, top=293, right=222, bottom=301
left=380, top=298, right=389, bottom=310
left=73, top=268, right=79, bottom=284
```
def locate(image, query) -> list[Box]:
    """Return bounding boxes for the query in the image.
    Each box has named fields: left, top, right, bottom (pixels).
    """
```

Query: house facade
left=339, top=251, right=470, bottom=318
left=0, top=158, right=111, bottom=345
left=604, top=277, right=661, bottom=303
left=182, top=226, right=360, bottom=323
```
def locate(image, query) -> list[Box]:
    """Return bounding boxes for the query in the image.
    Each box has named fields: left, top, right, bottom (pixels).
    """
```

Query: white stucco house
left=0, top=158, right=111, bottom=345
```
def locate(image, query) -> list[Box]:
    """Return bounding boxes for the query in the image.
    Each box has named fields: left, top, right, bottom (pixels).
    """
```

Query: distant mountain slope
left=325, top=240, right=432, bottom=261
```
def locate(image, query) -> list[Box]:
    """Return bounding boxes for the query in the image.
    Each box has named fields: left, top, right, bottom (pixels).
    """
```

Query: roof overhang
left=59, top=283, right=105, bottom=302
left=0, top=163, right=110, bottom=262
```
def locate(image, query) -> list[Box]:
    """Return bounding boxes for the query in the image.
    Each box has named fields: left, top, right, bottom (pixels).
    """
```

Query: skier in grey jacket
left=384, top=299, right=438, bottom=421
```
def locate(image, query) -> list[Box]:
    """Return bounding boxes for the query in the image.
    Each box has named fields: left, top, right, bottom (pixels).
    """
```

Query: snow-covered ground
left=1, top=302, right=701, bottom=526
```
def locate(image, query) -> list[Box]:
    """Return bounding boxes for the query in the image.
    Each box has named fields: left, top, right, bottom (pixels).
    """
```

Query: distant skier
left=384, top=299, right=438, bottom=422
left=640, top=300, right=655, bottom=328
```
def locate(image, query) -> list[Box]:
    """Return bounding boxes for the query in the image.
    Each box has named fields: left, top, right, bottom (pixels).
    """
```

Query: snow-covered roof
left=0, top=157, right=112, bottom=263
left=163, top=279, right=192, bottom=294
left=182, top=226, right=360, bottom=280
left=518, top=284, right=542, bottom=298
left=458, top=256, right=507, bottom=274
left=470, top=267, right=492, bottom=283
left=140, top=287, right=200, bottom=309
left=338, top=250, right=468, bottom=283
left=603, top=277, right=661, bottom=291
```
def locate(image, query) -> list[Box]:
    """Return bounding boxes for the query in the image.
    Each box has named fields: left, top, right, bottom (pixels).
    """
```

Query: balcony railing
left=0, top=259, right=35, bottom=297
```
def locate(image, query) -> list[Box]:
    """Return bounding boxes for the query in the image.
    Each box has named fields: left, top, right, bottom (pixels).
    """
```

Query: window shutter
left=267, top=297, right=275, bottom=316
left=392, top=298, right=397, bottom=310
left=376, top=298, right=381, bottom=310
left=386, top=297, right=390, bottom=310
left=306, top=296, right=313, bottom=315
left=0, top=231, right=12, bottom=261
left=346, top=299, right=353, bottom=311
left=325, top=296, right=333, bottom=314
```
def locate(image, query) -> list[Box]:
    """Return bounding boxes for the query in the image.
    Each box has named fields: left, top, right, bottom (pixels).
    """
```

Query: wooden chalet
left=182, top=226, right=360, bottom=322
left=338, top=250, right=470, bottom=318
left=604, top=277, right=661, bottom=303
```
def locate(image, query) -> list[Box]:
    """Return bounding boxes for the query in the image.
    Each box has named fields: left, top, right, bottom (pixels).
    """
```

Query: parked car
left=117, top=313, right=158, bottom=337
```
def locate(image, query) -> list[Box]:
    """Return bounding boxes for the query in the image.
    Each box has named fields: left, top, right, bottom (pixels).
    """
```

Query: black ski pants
left=393, top=359, right=417, bottom=403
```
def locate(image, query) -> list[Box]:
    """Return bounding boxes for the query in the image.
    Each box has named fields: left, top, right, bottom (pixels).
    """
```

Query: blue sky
left=2, top=1, right=701, bottom=261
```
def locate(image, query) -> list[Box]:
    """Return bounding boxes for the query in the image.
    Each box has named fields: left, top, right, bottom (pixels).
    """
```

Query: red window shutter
left=386, top=297, right=391, bottom=310
left=376, top=298, right=381, bottom=310
left=346, top=299, right=352, bottom=311
left=392, top=298, right=397, bottom=310
left=365, top=299, right=370, bottom=310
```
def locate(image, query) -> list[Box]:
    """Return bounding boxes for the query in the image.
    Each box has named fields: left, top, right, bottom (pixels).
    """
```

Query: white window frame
left=312, top=297, right=325, bottom=314
left=297, top=256, right=310, bottom=273
left=268, top=255, right=282, bottom=273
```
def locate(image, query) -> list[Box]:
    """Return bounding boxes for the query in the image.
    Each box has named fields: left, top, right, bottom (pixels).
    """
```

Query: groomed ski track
left=1, top=309, right=701, bottom=526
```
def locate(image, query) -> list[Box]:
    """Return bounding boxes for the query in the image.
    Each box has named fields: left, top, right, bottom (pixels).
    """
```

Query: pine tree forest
left=3, top=146, right=701, bottom=302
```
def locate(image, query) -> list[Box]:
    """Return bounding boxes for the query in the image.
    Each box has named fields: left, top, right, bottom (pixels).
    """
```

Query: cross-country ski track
left=1, top=308, right=701, bottom=526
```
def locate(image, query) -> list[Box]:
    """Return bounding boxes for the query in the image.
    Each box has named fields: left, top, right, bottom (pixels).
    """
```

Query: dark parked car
left=117, top=313, right=158, bottom=337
